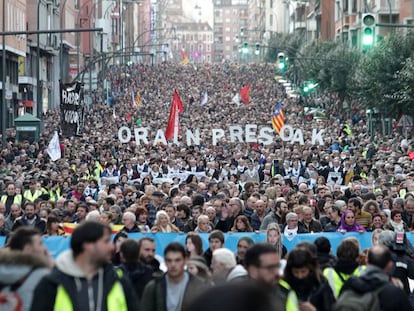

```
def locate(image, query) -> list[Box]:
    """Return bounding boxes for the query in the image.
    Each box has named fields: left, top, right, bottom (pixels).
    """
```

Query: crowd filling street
left=1, top=62, right=414, bottom=310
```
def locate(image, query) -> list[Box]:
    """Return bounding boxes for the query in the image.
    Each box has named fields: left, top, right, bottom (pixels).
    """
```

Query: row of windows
left=173, top=44, right=212, bottom=53
left=7, top=3, right=25, bottom=32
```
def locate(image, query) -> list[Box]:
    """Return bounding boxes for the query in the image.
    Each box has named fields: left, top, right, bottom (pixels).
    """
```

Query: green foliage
left=264, top=31, right=414, bottom=117
left=353, top=32, right=414, bottom=116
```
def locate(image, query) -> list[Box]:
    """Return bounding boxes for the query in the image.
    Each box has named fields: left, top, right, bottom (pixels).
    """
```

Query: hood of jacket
left=227, top=264, right=247, bottom=281
left=0, top=250, right=49, bottom=284
left=346, top=265, right=389, bottom=294
left=55, top=249, right=87, bottom=278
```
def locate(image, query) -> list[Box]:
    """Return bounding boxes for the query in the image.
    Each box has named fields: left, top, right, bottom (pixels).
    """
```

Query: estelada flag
left=165, top=90, right=185, bottom=141
left=240, top=83, right=250, bottom=104
left=272, top=100, right=285, bottom=134
left=135, top=92, right=141, bottom=108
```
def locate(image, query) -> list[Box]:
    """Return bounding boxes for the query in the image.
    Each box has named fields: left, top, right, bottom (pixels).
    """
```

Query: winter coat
left=341, top=265, right=412, bottom=311
left=0, top=250, right=50, bottom=311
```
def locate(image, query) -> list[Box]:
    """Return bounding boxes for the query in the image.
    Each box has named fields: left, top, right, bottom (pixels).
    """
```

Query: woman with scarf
left=337, top=209, right=366, bottom=233
left=282, top=212, right=307, bottom=241
left=283, top=247, right=335, bottom=311
left=384, top=209, right=409, bottom=232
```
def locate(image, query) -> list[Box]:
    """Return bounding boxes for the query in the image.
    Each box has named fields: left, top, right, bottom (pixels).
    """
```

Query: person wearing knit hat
left=187, top=255, right=211, bottom=282
left=235, top=236, right=255, bottom=268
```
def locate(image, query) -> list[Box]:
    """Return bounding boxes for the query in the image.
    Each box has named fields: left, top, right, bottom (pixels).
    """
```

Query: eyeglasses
left=259, top=263, right=281, bottom=271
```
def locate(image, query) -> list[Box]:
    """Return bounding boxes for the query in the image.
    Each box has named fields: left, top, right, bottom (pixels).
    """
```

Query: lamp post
left=59, top=0, right=71, bottom=82
left=36, top=0, right=42, bottom=122
left=2, top=0, right=7, bottom=146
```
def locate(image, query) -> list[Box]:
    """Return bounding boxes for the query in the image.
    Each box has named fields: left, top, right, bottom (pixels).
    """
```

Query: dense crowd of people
left=0, top=61, right=414, bottom=310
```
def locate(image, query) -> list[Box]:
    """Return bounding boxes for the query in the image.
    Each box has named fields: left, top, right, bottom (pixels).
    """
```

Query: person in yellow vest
left=48, top=180, right=62, bottom=203
left=93, top=159, right=104, bottom=181
left=23, top=179, right=42, bottom=203
left=30, top=221, right=139, bottom=311
left=323, top=238, right=366, bottom=298
left=0, top=181, right=23, bottom=217
left=283, top=247, right=335, bottom=311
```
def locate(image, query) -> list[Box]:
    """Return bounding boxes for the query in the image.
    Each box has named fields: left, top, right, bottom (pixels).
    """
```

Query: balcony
left=374, top=0, right=399, bottom=15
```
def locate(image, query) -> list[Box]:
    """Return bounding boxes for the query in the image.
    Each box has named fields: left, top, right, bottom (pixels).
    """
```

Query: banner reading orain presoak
left=60, top=81, right=84, bottom=137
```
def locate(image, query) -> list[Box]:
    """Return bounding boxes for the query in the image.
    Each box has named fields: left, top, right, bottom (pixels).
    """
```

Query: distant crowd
left=0, top=62, right=414, bottom=310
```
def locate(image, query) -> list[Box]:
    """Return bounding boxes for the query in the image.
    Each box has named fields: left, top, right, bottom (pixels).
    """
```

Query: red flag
left=240, top=84, right=250, bottom=104
left=125, top=113, right=132, bottom=121
left=165, top=90, right=185, bottom=141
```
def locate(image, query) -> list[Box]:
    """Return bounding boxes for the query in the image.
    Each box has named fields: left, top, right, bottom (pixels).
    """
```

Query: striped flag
left=62, top=223, right=124, bottom=235
left=272, top=101, right=285, bottom=134
left=135, top=92, right=141, bottom=108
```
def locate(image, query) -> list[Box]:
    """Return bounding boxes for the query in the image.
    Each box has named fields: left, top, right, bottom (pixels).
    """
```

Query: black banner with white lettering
left=60, top=81, right=84, bottom=137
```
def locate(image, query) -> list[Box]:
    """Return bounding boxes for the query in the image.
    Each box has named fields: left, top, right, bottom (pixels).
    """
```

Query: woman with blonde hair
left=266, top=223, right=287, bottom=258
left=363, top=200, right=381, bottom=216
left=151, top=210, right=180, bottom=233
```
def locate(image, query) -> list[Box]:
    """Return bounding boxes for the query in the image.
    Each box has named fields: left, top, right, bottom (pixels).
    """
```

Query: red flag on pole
left=240, top=83, right=250, bottom=104
left=165, top=90, right=185, bottom=141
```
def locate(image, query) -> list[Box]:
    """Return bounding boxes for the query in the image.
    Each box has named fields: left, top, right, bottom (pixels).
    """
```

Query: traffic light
left=302, top=81, right=317, bottom=95
left=255, top=43, right=260, bottom=55
left=277, top=52, right=286, bottom=70
left=242, top=42, right=249, bottom=54
left=362, top=13, right=375, bottom=49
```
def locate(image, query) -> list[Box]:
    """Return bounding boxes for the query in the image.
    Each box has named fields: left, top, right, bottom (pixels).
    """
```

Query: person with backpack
left=0, top=250, right=50, bottom=311
left=323, top=238, right=365, bottom=298
left=333, top=245, right=411, bottom=311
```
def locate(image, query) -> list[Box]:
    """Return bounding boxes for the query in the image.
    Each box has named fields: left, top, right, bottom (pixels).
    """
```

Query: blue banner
left=2, top=232, right=414, bottom=258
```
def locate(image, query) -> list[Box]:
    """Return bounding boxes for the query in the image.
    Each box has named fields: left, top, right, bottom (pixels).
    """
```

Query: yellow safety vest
left=23, top=189, right=42, bottom=202
left=53, top=281, right=128, bottom=311
left=0, top=194, right=23, bottom=206
left=323, top=265, right=366, bottom=298
left=94, top=162, right=104, bottom=181
left=49, top=188, right=62, bottom=203
left=279, top=279, right=300, bottom=311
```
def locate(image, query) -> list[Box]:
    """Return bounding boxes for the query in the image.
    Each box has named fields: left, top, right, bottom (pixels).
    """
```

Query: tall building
left=213, top=0, right=249, bottom=62
left=1, top=0, right=27, bottom=127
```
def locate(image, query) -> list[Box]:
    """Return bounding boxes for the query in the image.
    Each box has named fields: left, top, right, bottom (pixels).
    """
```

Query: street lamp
left=36, top=0, right=42, bottom=123
left=59, top=0, right=71, bottom=82
left=2, top=0, right=7, bottom=146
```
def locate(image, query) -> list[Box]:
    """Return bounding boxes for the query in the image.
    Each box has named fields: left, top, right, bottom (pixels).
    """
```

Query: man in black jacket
left=215, top=198, right=243, bottom=232
left=340, top=245, right=411, bottom=311
left=31, top=221, right=139, bottom=311
left=141, top=242, right=209, bottom=311
left=12, top=202, right=46, bottom=234
left=119, top=238, right=154, bottom=300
